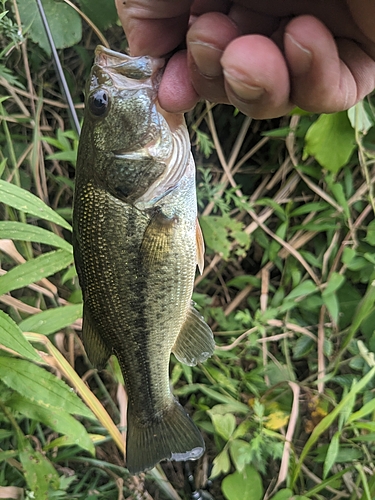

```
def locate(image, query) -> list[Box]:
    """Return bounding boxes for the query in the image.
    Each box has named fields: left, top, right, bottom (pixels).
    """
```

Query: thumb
left=116, top=0, right=193, bottom=56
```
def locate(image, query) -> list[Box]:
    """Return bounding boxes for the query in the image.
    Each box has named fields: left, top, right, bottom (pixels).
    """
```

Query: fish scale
left=73, top=46, right=215, bottom=473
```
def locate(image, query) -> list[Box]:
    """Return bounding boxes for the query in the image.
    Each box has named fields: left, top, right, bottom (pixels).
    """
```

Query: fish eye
left=89, top=89, right=109, bottom=117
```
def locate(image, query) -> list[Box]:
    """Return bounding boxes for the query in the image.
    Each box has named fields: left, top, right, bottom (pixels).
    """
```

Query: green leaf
left=291, top=366, right=375, bottom=486
left=341, top=277, right=375, bottom=353
left=322, top=293, right=340, bottom=324
left=17, top=0, right=82, bottom=55
left=270, top=490, right=293, bottom=500
left=77, top=0, right=118, bottom=31
left=347, top=101, right=374, bottom=135
left=284, top=280, right=318, bottom=301
left=0, top=311, right=41, bottom=361
left=304, top=112, right=356, bottom=173
left=0, top=221, right=72, bottom=252
left=289, top=202, right=328, bottom=217
left=199, top=385, right=249, bottom=413
left=19, top=303, right=82, bottom=336
left=328, top=181, right=350, bottom=220
left=0, top=249, right=74, bottom=295
left=0, top=450, right=18, bottom=462
left=293, top=335, right=314, bottom=359
left=0, top=180, right=71, bottom=230
left=323, top=431, right=340, bottom=478
left=210, top=449, right=231, bottom=478
left=222, top=465, right=263, bottom=500
left=7, top=394, right=94, bottom=455
left=0, top=357, right=94, bottom=419
left=365, top=219, right=375, bottom=246
left=229, top=439, right=252, bottom=472
left=348, top=398, right=375, bottom=422
left=293, top=335, right=316, bottom=359
left=19, top=446, right=60, bottom=498
left=200, top=215, right=250, bottom=260
left=200, top=215, right=231, bottom=259
left=209, top=412, right=236, bottom=441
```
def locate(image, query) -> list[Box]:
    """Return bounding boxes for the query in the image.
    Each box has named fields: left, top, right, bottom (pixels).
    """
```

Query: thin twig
left=317, top=306, right=326, bottom=394
left=275, top=382, right=300, bottom=489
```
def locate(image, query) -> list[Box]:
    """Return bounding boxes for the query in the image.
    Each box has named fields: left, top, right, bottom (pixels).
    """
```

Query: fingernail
left=223, top=71, right=265, bottom=101
left=284, top=33, right=312, bottom=75
left=189, top=41, right=223, bottom=78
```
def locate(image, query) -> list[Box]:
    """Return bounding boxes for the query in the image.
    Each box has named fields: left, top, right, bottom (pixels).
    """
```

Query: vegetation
left=1, top=1, right=375, bottom=499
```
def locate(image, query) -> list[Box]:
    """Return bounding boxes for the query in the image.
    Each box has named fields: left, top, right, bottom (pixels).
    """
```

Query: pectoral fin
left=82, top=306, right=112, bottom=369
left=172, top=304, right=215, bottom=366
left=196, top=219, right=205, bottom=274
left=140, top=211, right=178, bottom=266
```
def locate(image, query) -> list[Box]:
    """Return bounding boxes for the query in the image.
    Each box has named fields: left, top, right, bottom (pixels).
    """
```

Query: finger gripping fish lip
left=95, top=45, right=165, bottom=80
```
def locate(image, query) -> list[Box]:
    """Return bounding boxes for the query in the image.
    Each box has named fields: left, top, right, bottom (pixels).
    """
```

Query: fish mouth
left=95, top=45, right=165, bottom=82
left=113, top=133, right=164, bottom=161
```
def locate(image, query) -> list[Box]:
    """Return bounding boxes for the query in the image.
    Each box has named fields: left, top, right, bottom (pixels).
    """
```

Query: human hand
left=116, top=0, right=375, bottom=119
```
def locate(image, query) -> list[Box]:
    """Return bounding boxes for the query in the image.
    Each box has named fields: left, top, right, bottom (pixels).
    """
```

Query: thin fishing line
left=35, top=0, right=81, bottom=136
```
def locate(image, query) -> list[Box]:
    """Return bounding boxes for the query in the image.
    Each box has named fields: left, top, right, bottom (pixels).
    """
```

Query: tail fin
left=126, top=400, right=204, bottom=474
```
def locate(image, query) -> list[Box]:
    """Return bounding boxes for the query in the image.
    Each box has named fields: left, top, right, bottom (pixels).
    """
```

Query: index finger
left=116, top=0, right=193, bottom=56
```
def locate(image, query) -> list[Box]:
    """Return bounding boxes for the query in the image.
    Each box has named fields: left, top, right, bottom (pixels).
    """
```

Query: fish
left=72, top=45, right=215, bottom=474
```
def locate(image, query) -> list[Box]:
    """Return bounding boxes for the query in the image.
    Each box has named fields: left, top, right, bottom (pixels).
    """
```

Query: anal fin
left=172, top=303, right=214, bottom=366
left=82, top=305, right=112, bottom=369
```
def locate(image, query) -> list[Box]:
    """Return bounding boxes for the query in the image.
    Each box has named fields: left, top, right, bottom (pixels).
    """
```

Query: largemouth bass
left=73, top=46, right=215, bottom=474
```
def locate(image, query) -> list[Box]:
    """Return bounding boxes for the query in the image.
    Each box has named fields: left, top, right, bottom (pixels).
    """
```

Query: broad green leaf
left=209, top=412, right=236, bottom=441
left=293, top=335, right=314, bottom=359
left=324, top=273, right=345, bottom=297
left=0, top=249, right=73, bottom=295
left=17, top=0, right=82, bottom=55
left=19, top=303, right=82, bottom=336
left=323, top=431, right=340, bottom=478
left=270, top=490, right=293, bottom=500
left=0, top=221, right=72, bottom=252
left=322, top=293, right=340, bottom=324
left=77, top=0, right=118, bottom=31
left=0, top=357, right=94, bottom=419
left=304, top=112, right=356, bottom=173
left=0, top=180, right=71, bottom=230
left=7, top=394, right=94, bottom=455
left=347, top=101, right=374, bottom=135
left=19, top=446, right=60, bottom=499
left=210, top=449, right=231, bottom=478
left=222, top=465, right=263, bottom=500
left=229, top=439, right=252, bottom=472
left=0, top=311, right=41, bottom=361
left=284, top=280, right=317, bottom=301
left=337, top=282, right=362, bottom=329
